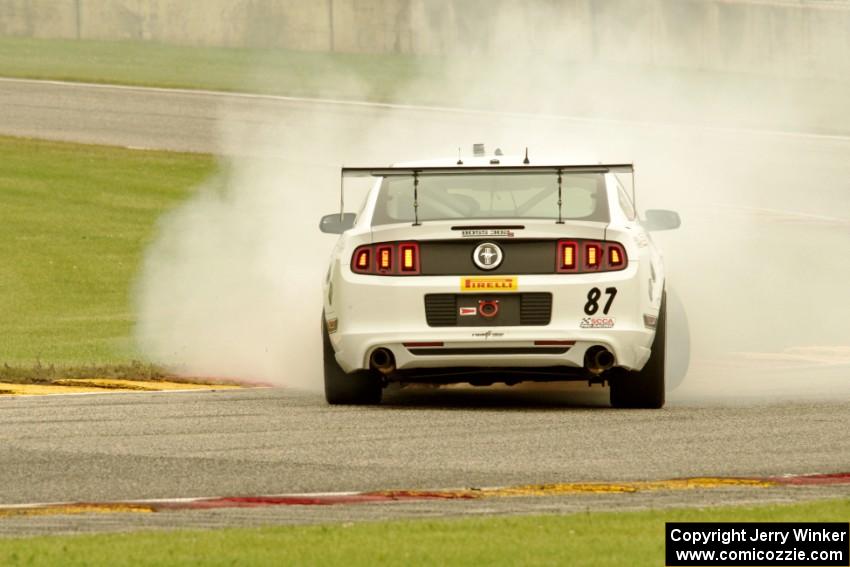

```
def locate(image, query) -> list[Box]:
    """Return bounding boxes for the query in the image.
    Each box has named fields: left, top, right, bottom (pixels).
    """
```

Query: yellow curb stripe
left=473, top=477, right=775, bottom=498
left=0, top=380, right=242, bottom=396
left=58, top=379, right=242, bottom=391
left=0, top=504, right=155, bottom=518
left=372, top=478, right=776, bottom=501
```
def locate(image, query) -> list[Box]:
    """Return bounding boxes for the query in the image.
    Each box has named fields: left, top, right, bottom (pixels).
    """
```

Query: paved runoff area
left=0, top=387, right=848, bottom=535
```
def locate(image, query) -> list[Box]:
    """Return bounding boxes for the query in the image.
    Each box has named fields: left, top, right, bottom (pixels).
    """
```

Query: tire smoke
left=134, top=4, right=850, bottom=402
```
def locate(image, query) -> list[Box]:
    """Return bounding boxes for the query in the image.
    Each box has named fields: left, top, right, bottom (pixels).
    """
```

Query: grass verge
left=0, top=136, right=214, bottom=367
left=0, top=499, right=847, bottom=566
left=0, top=37, right=446, bottom=105
left=0, top=361, right=167, bottom=384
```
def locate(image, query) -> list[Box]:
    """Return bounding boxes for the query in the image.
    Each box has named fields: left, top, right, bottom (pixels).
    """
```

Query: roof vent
left=473, top=143, right=485, bottom=157
left=494, top=148, right=503, bottom=156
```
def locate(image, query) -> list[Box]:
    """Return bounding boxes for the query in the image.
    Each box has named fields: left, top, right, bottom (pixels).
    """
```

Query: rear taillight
left=557, top=241, right=578, bottom=272
left=399, top=242, right=420, bottom=273
left=354, top=248, right=370, bottom=271
left=608, top=245, right=624, bottom=268
left=351, top=241, right=420, bottom=275
left=585, top=243, right=602, bottom=269
left=376, top=245, right=393, bottom=274
left=557, top=240, right=627, bottom=273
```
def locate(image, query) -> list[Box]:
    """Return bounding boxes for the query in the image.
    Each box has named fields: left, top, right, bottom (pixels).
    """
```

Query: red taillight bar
left=608, top=245, right=624, bottom=267
left=376, top=245, right=393, bottom=274
left=398, top=242, right=420, bottom=273
left=353, top=239, right=625, bottom=275
left=556, top=240, right=579, bottom=273
left=556, top=240, right=627, bottom=273
left=353, top=248, right=371, bottom=272
left=585, top=243, right=602, bottom=270
left=351, top=241, right=421, bottom=276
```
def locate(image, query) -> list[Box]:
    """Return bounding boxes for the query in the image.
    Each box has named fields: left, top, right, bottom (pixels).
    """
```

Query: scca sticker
left=460, top=277, right=518, bottom=292
left=580, top=317, right=615, bottom=329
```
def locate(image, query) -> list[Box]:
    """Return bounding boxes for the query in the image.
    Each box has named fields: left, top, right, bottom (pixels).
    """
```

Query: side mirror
left=319, top=213, right=356, bottom=234
left=643, top=209, right=681, bottom=231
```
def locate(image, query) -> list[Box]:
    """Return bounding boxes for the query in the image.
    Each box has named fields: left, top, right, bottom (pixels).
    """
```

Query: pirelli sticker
left=460, top=276, right=518, bottom=292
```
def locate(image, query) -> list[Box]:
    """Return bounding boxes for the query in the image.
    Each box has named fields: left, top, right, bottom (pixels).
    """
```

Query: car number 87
left=584, top=287, right=617, bottom=315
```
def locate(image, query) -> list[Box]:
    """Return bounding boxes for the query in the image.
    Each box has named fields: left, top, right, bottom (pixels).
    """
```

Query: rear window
left=371, top=173, right=609, bottom=226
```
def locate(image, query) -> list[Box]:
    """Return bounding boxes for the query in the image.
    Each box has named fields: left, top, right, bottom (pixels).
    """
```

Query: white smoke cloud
left=134, top=5, right=850, bottom=402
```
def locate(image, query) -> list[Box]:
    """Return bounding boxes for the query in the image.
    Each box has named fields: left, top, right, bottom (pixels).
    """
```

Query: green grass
left=0, top=136, right=214, bottom=365
left=0, top=499, right=847, bottom=566
left=0, top=37, right=447, bottom=105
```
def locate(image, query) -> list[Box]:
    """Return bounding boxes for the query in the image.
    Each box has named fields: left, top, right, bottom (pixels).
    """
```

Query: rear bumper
left=333, top=330, right=652, bottom=374
left=325, top=265, right=660, bottom=374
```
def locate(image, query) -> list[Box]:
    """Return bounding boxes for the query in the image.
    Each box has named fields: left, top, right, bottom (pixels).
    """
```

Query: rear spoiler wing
left=341, top=164, right=633, bottom=177
left=338, top=163, right=635, bottom=226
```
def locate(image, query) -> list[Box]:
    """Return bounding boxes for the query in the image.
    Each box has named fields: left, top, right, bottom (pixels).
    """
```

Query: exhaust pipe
left=584, top=346, right=615, bottom=375
left=369, top=348, right=396, bottom=375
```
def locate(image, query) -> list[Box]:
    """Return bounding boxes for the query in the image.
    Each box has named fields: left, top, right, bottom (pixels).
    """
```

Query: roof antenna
left=457, top=147, right=463, bottom=165
left=556, top=168, right=564, bottom=224
left=412, top=171, right=421, bottom=227
left=523, top=147, right=530, bottom=165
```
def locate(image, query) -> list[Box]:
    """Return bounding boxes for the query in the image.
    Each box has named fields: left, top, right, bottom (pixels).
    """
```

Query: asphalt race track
left=0, top=387, right=848, bottom=535
left=0, top=78, right=848, bottom=534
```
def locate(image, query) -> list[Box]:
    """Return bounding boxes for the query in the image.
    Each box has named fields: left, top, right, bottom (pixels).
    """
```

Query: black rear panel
left=423, top=294, right=457, bottom=327
left=420, top=239, right=557, bottom=275
left=520, top=293, right=553, bottom=325
left=424, top=293, right=552, bottom=327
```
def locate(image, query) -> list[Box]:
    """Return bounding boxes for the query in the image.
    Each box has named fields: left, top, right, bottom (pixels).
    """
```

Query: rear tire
left=609, top=291, right=666, bottom=409
left=322, top=315, right=382, bottom=405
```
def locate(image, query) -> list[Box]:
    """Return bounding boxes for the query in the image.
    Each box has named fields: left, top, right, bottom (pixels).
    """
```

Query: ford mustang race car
left=319, top=151, right=680, bottom=408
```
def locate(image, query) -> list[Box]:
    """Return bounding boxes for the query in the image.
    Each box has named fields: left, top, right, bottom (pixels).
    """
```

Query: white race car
left=319, top=151, right=680, bottom=408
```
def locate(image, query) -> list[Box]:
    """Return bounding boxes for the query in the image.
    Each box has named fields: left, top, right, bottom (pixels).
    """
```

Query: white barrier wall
left=1, top=0, right=849, bottom=79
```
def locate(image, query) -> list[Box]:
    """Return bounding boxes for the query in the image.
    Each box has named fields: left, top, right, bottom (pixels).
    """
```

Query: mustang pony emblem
left=473, top=242, right=503, bottom=270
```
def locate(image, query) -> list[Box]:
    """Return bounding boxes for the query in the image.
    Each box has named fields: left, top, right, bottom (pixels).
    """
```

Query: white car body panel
left=322, top=157, right=665, bottom=379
